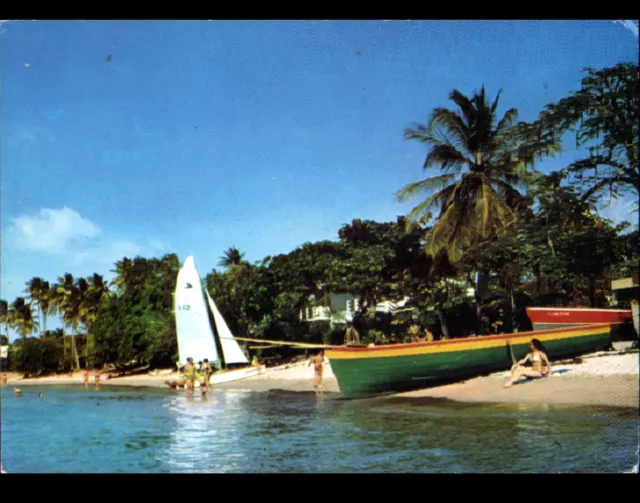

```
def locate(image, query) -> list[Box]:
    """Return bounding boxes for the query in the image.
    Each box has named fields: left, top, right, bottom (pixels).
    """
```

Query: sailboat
left=174, top=256, right=263, bottom=386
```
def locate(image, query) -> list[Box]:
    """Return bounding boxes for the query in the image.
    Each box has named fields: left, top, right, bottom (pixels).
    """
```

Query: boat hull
left=210, top=365, right=265, bottom=384
left=326, top=324, right=611, bottom=399
left=526, top=307, right=632, bottom=330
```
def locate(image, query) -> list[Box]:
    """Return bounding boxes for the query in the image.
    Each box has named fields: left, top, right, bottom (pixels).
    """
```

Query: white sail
left=174, top=256, right=219, bottom=366
left=205, top=290, right=249, bottom=365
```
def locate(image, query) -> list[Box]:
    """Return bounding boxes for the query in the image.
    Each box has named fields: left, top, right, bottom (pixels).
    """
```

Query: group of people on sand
left=83, top=368, right=105, bottom=389
left=165, top=357, right=213, bottom=396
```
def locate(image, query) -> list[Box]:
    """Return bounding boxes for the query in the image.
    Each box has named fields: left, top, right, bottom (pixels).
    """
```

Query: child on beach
left=83, top=369, right=89, bottom=388
left=94, top=371, right=101, bottom=389
left=504, top=338, right=552, bottom=388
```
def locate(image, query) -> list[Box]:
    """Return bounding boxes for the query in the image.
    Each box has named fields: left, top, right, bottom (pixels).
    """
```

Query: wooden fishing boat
left=325, top=323, right=611, bottom=399
left=526, top=307, right=632, bottom=330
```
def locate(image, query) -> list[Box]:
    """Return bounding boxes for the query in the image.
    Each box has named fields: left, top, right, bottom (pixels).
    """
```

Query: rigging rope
left=219, top=335, right=337, bottom=350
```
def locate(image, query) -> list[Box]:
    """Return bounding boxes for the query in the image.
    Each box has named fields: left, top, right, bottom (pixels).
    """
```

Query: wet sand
left=4, top=344, right=638, bottom=408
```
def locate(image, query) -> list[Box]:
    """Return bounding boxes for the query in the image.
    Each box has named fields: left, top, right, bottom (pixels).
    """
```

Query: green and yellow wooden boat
left=325, top=323, right=611, bottom=399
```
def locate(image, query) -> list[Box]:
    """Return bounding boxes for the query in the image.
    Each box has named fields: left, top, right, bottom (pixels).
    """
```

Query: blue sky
left=1, top=20, right=638, bottom=324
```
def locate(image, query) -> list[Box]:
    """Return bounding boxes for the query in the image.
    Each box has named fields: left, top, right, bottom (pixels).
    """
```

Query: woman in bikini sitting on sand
left=504, top=338, right=552, bottom=388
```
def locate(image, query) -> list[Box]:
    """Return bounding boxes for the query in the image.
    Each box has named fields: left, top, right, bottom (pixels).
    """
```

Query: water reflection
left=161, top=390, right=248, bottom=472
left=4, top=386, right=635, bottom=473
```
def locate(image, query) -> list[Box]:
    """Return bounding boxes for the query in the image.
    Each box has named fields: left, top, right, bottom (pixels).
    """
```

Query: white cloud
left=613, top=20, right=639, bottom=39
left=1, top=208, right=173, bottom=310
left=8, top=207, right=101, bottom=253
left=73, top=239, right=168, bottom=270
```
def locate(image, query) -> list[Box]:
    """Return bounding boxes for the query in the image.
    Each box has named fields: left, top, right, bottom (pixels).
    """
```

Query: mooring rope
left=220, top=335, right=336, bottom=350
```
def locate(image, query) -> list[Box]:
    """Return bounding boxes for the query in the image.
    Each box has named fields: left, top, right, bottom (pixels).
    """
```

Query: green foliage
left=364, top=329, right=388, bottom=345
left=540, top=62, right=639, bottom=203
left=4, top=63, right=637, bottom=375
left=397, top=85, right=560, bottom=263
left=218, top=247, right=246, bottom=268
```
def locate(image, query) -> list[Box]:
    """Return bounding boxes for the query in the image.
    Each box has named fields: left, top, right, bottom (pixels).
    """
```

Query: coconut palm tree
left=82, top=274, right=110, bottom=367
left=52, top=273, right=82, bottom=370
left=84, top=274, right=110, bottom=323
left=399, top=87, right=545, bottom=259
left=0, top=299, right=9, bottom=339
left=397, top=86, right=560, bottom=330
left=110, top=257, right=134, bottom=293
left=25, top=277, right=52, bottom=335
left=8, top=297, right=39, bottom=338
left=218, top=247, right=246, bottom=269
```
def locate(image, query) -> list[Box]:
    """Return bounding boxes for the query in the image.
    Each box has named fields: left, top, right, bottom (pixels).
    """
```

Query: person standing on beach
left=83, top=368, right=90, bottom=389
left=200, top=358, right=212, bottom=396
left=344, top=322, right=360, bottom=345
left=94, top=370, right=101, bottom=389
left=183, top=357, right=197, bottom=394
left=504, top=338, right=552, bottom=388
left=309, top=350, right=325, bottom=389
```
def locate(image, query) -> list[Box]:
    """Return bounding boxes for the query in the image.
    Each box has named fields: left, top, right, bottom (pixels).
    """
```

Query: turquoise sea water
left=1, top=385, right=638, bottom=473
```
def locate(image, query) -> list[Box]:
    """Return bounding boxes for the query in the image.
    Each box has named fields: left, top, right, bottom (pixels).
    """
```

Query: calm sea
left=1, top=385, right=637, bottom=473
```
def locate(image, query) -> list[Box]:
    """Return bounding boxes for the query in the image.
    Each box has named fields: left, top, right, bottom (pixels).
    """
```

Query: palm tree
left=83, top=274, right=110, bottom=367
left=85, top=274, right=110, bottom=323
left=0, top=299, right=9, bottom=339
left=25, top=277, right=52, bottom=335
left=52, top=273, right=82, bottom=370
left=397, top=86, right=560, bottom=330
left=218, top=247, right=246, bottom=269
left=8, top=297, right=39, bottom=338
left=110, top=257, right=133, bottom=293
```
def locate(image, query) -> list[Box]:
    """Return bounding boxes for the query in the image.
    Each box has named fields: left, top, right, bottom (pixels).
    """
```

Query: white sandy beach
left=4, top=343, right=638, bottom=408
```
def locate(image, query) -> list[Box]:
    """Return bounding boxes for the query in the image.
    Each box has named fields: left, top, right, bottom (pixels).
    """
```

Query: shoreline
left=3, top=343, right=638, bottom=409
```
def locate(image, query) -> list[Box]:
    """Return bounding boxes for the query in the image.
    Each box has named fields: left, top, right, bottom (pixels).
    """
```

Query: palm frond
left=423, top=144, right=470, bottom=172
left=427, top=108, right=469, bottom=145
left=395, top=174, right=458, bottom=202
left=494, top=107, right=518, bottom=137
left=449, top=89, right=476, bottom=126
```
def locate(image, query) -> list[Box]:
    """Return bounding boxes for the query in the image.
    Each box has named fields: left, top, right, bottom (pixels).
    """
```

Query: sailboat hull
left=211, top=365, right=265, bottom=384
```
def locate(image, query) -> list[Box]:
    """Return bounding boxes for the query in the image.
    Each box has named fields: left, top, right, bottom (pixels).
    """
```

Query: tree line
left=1, top=62, right=637, bottom=374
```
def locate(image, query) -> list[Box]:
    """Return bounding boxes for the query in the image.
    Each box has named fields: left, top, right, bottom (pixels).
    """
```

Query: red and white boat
left=526, top=307, right=632, bottom=330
